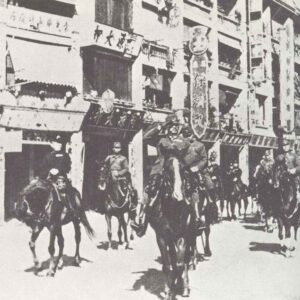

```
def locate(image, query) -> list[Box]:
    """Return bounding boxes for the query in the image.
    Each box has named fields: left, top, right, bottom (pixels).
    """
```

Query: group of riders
left=22, top=112, right=300, bottom=237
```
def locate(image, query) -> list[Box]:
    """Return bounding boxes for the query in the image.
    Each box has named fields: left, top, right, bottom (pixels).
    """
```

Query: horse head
left=164, top=156, right=184, bottom=202
left=15, top=181, right=50, bottom=225
left=97, top=162, right=110, bottom=191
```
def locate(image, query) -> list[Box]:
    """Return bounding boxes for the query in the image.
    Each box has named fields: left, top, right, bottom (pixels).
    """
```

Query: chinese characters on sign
left=87, top=23, right=143, bottom=58
left=189, top=25, right=208, bottom=139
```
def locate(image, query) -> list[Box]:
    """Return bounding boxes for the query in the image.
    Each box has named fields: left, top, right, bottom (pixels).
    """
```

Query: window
left=143, top=65, right=174, bottom=109
left=83, top=51, right=132, bottom=101
left=256, top=95, right=266, bottom=126
left=95, top=0, right=132, bottom=31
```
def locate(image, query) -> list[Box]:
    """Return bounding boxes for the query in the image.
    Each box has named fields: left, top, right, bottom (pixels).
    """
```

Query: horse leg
left=230, top=199, right=237, bottom=220
left=47, top=225, right=57, bottom=277
left=156, top=235, right=174, bottom=300
left=120, top=214, right=129, bottom=249
left=285, top=224, right=295, bottom=255
left=56, top=226, right=64, bottom=270
left=190, top=235, right=198, bottom=270
left=237, top=197, right=242, bottom=217
left=117, top=216, right=123, bottom=245
left=105, top=214, right=112, bottom=249
left=220, top=198, right=224, bottom=220
left=29, top=225, right=43, bottom=274
left=243, top=197, right=249, bottom=219
left=204, top=226, right=212, bottom=257
left=73, top=219, right=81, bottom=265
left=277, top=218, right=285, bottom=251
left=182, top=263, right=190, bottom=298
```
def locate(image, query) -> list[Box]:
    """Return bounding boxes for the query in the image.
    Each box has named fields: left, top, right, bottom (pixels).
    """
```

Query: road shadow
left=131, top=268, right=166, bottom=300
left=249, top=242, right=284, bottom=256
left=243, top=224, right=266, bottom=232
left=97, top=240, right=119, bottom=250
left=25, top=255, right=91, bottom=274
left=240, top=215, right=262, bottom=224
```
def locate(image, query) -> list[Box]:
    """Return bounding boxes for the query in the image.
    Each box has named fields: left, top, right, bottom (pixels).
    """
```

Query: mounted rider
left=104, top=141, right=134, bottom=196
left=207, top=151, right=223, bottom=197
left=132, top=113, right=190, bottom=236
left=37, top=135, right=79, bottom=216
left=179, top=125, right=219, bottom=224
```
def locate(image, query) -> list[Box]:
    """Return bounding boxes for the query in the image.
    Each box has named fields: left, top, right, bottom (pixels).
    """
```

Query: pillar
left=69, top=132, right=85, bottom=194
left=129, top=130, right=143, bottom=201
left=239, top=144, right=249, bottom=185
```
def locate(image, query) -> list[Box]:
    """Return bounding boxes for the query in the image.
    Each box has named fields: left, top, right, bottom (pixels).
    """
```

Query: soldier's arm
left=118, top=157, right=129, bottom=176
left=143, top=123, right=162, bottom=147
left=159, top=138, right=176, bottom=155
left=64, top=154, right=72, bottom=175
left=195, top=143, right=208, bottom=171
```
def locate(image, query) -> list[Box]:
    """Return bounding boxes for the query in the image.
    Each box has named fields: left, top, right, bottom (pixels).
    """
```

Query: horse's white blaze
left=172, top=158, right=183, bottom=201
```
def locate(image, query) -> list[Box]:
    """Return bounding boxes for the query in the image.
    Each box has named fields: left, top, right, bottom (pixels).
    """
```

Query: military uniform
left=181, top=138, right=214, bottom=190
left=105, top=153, right=130, bottom=179
left=39, top=150, right=71, bottom=179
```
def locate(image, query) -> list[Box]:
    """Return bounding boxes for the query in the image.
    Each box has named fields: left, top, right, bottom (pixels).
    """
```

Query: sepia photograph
left=0, top=0, right=300, bottom=299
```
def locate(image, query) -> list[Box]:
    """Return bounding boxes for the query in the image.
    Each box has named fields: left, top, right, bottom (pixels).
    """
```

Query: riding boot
left=131, top=202, right=148, bottom=238
left=207, top=189, right=219, bottom=223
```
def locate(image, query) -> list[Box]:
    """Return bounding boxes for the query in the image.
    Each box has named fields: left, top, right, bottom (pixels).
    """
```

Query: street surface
left=0, top=208, right=299, bottom=300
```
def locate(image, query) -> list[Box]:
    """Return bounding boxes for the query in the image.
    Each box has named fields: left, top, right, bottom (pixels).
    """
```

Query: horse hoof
left=190, top=264, right=196, bottom=271
left=47, top=271, right=55, bottom=277
left=289, top=246, right=295, bottom=252
left=34, top=261, right=42, bottom=270
left=118, top=241, right=123, bottom=246
left=182, top=288, right=190, bottom=298
left=74, top=257, right=81, bottom=266
left=204, top=249, right=212, bottom=257
left=57, top=260, right=64, bottom=270
left=125, top=243, right=130, bottom=250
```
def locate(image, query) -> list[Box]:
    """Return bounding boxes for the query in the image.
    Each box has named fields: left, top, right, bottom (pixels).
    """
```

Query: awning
left=201, top=128, right=221, bottom=143
left=218, top=34, right=242, bottom=51
left=221, top=133, right=251, bottom=146
left=249, top=135, right=278, bottom=149
left=8, top=38, right=80, bottom=87
left=0, top=106, right=85, bottom=132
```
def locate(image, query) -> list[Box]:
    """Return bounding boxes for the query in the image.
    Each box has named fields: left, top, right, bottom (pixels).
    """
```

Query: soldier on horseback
left=179, top=125, right=219, bottom=225
left=104, top=141, right=134, bottom=193
left=132, top=113, right=189, bottom=236
left=38, top=135, right=78, bottom=215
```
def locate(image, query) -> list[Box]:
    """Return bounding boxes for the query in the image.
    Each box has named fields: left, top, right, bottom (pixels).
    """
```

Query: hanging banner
left=189, top=25, right=208, bottom=139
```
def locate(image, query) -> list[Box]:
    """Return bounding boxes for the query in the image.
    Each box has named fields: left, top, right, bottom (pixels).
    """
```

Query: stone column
left=129, top=130, right=143, bottom=201
left=239, top=144, right=249, bottom=185
left=69, top=132, right=85, bottom=195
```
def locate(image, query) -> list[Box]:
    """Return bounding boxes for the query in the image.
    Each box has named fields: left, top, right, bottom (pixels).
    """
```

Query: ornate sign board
left=249, top=135, right=278, bottom=149
left=221, top=133, right=251, bottom=146
left=189, top=25, right=209, bottom=139
left=82, top=22, right=143, bottom=58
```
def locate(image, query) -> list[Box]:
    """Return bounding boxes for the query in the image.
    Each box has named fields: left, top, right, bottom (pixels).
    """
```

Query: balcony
left=217, top=13, right=242, bottom=36
left=184, top=0, right=213, bottom=22
left=7, top=4, right=73, bottom=37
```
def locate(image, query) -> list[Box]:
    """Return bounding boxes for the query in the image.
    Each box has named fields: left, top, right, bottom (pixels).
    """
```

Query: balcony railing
left=217, top=13, right=241, bottom=34
left=7, top=5, right=73, bottom=37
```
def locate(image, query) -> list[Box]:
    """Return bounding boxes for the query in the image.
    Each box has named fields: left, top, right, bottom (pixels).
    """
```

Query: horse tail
left=73, top=188, right=95, bottom=239
left=80, top=209, right=95, bottom=239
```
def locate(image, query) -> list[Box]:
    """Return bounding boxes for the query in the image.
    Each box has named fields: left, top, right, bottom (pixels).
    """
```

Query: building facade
left=0, top=0, right=299, bottom=223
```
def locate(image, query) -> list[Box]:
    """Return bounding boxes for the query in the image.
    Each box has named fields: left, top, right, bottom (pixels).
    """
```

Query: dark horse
left=147, top=157, right=195, bottom=299
left=97, top=162, right=137, bottom=249
left=15, top=178, right=94, bottom=276
left=226, top=170, right=249, bottom=220
left=273, top=164, right=300, bottom=256
left=252, top=165, right=276, bottom=232
left=183, top=170, right=214, bottom=270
